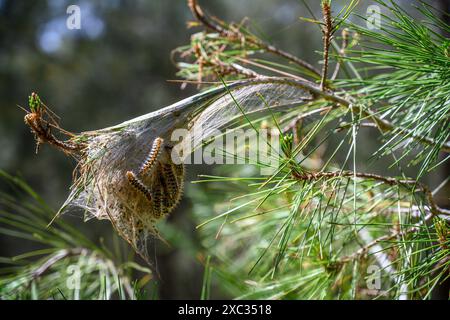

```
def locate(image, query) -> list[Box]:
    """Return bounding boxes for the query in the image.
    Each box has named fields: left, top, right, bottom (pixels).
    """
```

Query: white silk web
left=62, top=78, right=316, bottom=265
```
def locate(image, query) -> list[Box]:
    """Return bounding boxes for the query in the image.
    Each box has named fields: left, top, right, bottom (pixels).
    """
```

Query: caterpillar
left=161, top=191, right=171, bottom=217
left=173, top=163, right=185, bottom=185
left=152, top=179, right=164, bottom=219
left=139, top=137, right=164, bottom=176
left=162, top=164, right=180, bottom=200
left=126, top=171, right=153, bottom=203
left=159, top=173, right=173, bottom=216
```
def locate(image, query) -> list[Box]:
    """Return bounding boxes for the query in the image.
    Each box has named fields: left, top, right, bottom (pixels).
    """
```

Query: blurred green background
left=0, top=0, right=448, bottom=299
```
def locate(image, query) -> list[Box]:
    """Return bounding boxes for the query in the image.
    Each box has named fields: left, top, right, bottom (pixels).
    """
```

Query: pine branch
left=187, top=0, right=320, bottom=76
left=320, top=1, right=332, bottom=90
left=291, top=170, right=449, bottom=217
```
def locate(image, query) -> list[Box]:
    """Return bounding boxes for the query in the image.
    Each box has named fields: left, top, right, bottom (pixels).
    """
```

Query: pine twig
left=187, top=0, right=320, bottom=76
left=23, top=93, right=84, bottom=155
left=291, top=169, right=449, bottom=217
left=320, top=1, right=332, bottom=90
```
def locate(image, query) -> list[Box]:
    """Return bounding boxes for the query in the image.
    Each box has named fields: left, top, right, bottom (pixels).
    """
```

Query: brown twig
left=320, top=1, right=333, bottom=90
left=24, top=113, right=81, bottom=155
left=291, top=169, right=447, bottom=216
left=292, top=170, right=415, bottom=185
left=23, top=96, right=84, bottom=155
left=187, top=0, right=320, bottom=77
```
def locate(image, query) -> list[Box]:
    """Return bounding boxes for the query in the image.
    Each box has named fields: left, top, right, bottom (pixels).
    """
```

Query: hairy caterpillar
left=173, top=163, right=185, bottom=183
left=139, top=137, right=164, bottom=176
left=126, top=171, right=153, bottom=203
left=159, top=172, right=173, bottom=216
left=162, top=164, right=180, bottom=200
left=124, top=137, right=185, bottom=232
left=152, top=178, right=164, bottom=219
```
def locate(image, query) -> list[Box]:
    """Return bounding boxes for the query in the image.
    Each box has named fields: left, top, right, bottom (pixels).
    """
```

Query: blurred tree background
left=0, top=0, right=448, bottom=299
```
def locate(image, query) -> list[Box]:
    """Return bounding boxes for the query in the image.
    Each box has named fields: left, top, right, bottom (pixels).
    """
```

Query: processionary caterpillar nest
left=23, top=78, right=317, bottom=266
